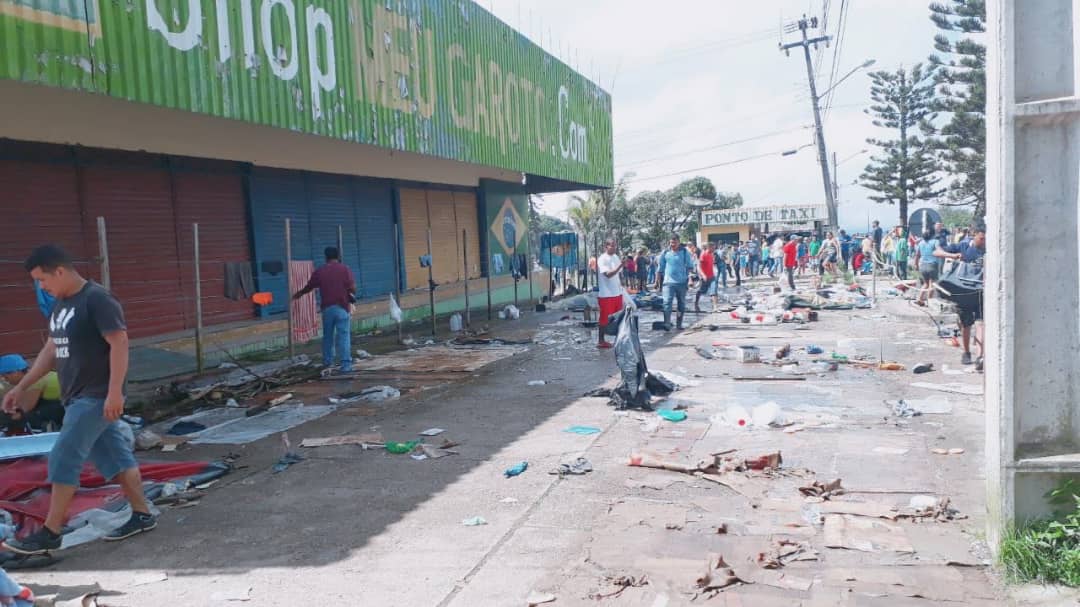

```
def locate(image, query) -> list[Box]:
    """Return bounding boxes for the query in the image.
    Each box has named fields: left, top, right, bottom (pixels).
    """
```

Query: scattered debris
left=134, top=429, right=163, bottom=450
left=890, top=400, right=923, bottom=418
left=525, top=591, right=556, bottom=605
left=695, top=554, right=745, bottom=596
left=300, top=433, right=384, bottom=448
left=757, top=538, right=819, bottom=568
left=355, top=349, right=373, bottom=359
left=271, top=452, right=304, bottom=474
left=385, top=440, right=420, bottom=454
left=167, top=421, right=206, bottom=436
left=505, top=461, right=529, bottom=478
left=912, top=363, right=935, bottom=374
left=418, top=428, right=445, bottom=437
left=907, top=496, right=967, bottom=521
left=823, top=514, right=914, bottom=553
left=657, top=409, right=687, bottom=422
left=499, top=305, right=521, bottom=320
left=551, top=457, right=593, bottom=476
left=931, top=447, right=966, bottom=455
left=589, top=575, right=649, bottom=600
left=563, top=425, right=601, bottom=435
left=462, top=516, right=488, bottom=526
left=499, top=497, right=519, bottom=504
left=911, top=381, right=983, bottom=396
left=528, top=380, right=546, bottom=386
left=799, top=478, right=844, bottom=499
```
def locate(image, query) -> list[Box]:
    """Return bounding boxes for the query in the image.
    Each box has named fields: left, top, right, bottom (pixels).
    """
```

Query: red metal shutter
left=171, top=162, right=254, bottom=329
left=79, top=155, right=186, bottom=339
left=0, top=150, right=86, bottom=355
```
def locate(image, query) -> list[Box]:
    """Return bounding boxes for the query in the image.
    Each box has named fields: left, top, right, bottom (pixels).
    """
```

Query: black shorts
left=920, top=265, right=939, bottom=282
left=956, top=293, right=983, bottom=327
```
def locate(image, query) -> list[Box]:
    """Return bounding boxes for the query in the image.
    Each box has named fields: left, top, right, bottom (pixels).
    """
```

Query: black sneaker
left=961, top=352, right=973, bottom=365
left=2, top=527, right=62, bottom=555
left=104, top=512, right=157, bottom=542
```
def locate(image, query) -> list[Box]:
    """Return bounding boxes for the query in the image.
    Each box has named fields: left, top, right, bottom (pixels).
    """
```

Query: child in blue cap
left=0, top=354, right=64, bottom=435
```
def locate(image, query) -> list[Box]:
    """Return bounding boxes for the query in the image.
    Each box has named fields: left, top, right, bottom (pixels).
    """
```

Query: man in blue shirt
left=937, top=226, right=986, bottom=368
left=656, top=234, right=694, bottom=330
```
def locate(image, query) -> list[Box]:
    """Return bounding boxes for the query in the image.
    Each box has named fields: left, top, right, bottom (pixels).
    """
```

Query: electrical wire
left=616, top=125, right=811, bottom=170
left=822, top=0, right=851, bottom=123
left=625, top=148, right=801, bottom=185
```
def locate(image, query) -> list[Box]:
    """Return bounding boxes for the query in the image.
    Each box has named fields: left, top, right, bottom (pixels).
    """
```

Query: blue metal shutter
left=248, top=169, right=310, bottom=317
left=306, top=173, right=360, bottom=311
left=353, top=180, right=396, bottom=298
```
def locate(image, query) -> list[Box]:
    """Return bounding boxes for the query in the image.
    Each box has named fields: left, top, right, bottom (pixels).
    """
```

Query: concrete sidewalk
left=12, top=287, right=1022, bottom=605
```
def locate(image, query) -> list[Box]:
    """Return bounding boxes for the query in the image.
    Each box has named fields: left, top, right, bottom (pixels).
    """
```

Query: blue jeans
left=662, top=283, right=687, bottom=316
left=48, top=397, right=137, bottom=486
left=322, top=305, right=353, bottom=371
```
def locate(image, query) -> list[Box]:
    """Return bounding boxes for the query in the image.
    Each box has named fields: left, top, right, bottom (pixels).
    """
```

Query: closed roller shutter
left=426, top=189, right=459, bottom=285
left=307, top=174, right=360, bottom=309
left=80, top=155, right=186, bottom=339
left=249, top=169, right=310, bottom=316
left=353, top=180, right=396, bottom=298
left=0, top=147, right=85, bottom=355
left=171, top=161, right=253, bottom=329
left=453, top=191, right=482, bottom=279
left=399, top=188, right=429, bottom=290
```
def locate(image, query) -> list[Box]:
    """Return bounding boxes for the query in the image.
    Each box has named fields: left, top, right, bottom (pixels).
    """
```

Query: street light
left=817, top=59, right=876, bottom=100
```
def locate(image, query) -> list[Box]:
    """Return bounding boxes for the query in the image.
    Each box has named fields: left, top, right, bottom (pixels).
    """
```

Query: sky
left=484, top=0, right=946, bottom=234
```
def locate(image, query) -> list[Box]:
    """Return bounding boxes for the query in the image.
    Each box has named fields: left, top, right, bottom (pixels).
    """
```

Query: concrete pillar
left=986, top=0, right=1080, bottom=551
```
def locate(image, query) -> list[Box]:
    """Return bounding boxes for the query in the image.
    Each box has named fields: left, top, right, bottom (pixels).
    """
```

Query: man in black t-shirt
left=1, top=245, right=156, bottom=556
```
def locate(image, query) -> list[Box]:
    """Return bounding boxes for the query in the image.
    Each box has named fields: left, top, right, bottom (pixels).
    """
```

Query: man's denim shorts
left=47, top=397, right=137, bottom=486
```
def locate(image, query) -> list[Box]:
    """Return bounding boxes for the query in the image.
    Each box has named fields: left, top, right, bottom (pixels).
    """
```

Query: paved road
left=15, top=280, right=1021, bottom=605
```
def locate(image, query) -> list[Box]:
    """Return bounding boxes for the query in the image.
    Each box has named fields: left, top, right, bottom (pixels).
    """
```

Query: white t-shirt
left=597, top=253, right=622, bottom=298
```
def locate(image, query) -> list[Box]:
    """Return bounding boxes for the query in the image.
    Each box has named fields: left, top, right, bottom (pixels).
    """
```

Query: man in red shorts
left=597, top=238, right=624, bottom=349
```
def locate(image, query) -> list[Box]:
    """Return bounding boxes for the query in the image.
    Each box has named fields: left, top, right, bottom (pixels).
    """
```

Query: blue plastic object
left=657, top=409, right=688, bottom=422
left=504, top=461, right=529, bottom=478
left=564, top=426, right=601, bottom=435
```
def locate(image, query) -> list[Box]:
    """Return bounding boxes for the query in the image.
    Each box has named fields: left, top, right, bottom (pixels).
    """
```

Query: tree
left=630, top=190, right=680, bottom=252
left=859, top=64, right=944, bottom=225
left=535, top=214, right=572, bottom=234
left=927, top=0, right=986, bottom=219
left=936, top=205, right=974, bottom=230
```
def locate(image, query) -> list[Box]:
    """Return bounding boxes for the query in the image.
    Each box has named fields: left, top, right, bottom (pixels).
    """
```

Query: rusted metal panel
left=0, top=0, right=613, bottom=187
left=398, top=187, right=429, bottom=290
left=0, top=154, right=84, bottom=355
left=453, top=191, right=481, bottom=279
left=77, top=154, right=188, bottom=339
left=171, top=163, right=255, bottom=330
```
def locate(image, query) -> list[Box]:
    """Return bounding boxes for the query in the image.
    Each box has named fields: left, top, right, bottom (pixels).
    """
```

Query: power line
left=625, top=148, right=802, bottom=185
left=616, top=125, right=811, bottom=169
left=822, top=0, right=851, bottom=122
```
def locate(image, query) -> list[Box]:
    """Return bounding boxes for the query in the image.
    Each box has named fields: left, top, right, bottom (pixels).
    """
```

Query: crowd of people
left=589, top=218, right=987, bottom=369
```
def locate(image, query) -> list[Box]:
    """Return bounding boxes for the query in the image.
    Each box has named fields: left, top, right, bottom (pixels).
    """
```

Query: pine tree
left=859, top=64, right=944, bottom=226
left=927, top=0, right=986, bottom=219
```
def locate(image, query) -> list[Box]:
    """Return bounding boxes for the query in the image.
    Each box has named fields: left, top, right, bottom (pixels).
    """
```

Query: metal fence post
left=463, top=229, right=471, bottom=329
left=96, top=216, right=111, bottom=290
left=285, top=218, right=294, bottom=359
left=192, top=224, right=204, bottom=373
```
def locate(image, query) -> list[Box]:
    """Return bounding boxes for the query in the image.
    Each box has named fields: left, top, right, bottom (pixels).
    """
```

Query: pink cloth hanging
left=289, top=261, right=318, bottom=343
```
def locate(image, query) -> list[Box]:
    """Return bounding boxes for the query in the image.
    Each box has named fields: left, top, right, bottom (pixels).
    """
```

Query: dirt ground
left=8, top=276, right=1064, bottom=605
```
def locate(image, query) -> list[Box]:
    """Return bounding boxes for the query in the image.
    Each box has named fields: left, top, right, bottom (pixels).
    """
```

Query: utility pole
left=781, top=16, right=837, bottom=230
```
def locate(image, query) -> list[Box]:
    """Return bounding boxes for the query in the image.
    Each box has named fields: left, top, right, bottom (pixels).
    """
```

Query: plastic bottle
left=752, top=402, right=782, bottom=427
left=724, top=404, right=751, bottom=428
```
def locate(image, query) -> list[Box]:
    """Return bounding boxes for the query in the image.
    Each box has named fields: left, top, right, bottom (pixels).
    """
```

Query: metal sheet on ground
left=189, top=404, right=337, bottom=445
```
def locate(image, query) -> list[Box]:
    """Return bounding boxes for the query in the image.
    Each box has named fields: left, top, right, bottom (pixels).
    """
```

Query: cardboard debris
left=695, top=554, right=745, bottom=595
left=300, top=433, right=385, bottom=448
left=799, top=478, right=844, bottom=499
left=823, top=514, right=914, bottom=553
left=757, top=538, right=818, bottom=568
left=819, top=499, right=900, bottom=521
left=589, top=575, right=649, bottom=600
left=911, top=381, right=983, bottom=396
left=736, top=568, right=813, bottom=592
left=822, top=566, right=967, bottom=602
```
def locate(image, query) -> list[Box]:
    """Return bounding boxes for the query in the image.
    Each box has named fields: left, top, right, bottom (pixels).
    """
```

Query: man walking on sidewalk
left=2, top=245, right=156, bottom=555
left=656, top=234, right=694, bottom=330
left=293, top=247, right=356, bottom=373
left=596, top=238, right=623, bottom=349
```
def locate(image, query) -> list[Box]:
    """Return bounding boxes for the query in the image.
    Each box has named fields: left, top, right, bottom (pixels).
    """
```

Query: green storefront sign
left=0, top=0, right=613, bottom=187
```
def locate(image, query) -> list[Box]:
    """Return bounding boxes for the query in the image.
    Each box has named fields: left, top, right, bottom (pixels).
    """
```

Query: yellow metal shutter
left=399, top=188, right=430, bottom=289
left=453, top=191, right=482, bottom=279
left=426, top=189, right=460, bottom=285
